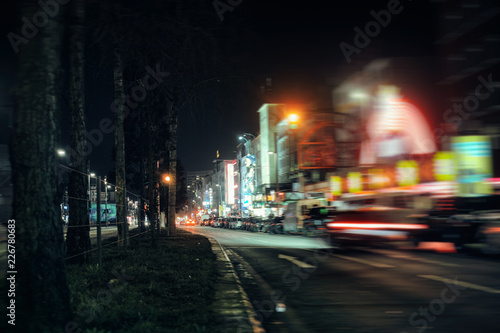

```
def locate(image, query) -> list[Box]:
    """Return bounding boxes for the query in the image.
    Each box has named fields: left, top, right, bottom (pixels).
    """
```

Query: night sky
left=1, top=0, right=437, bottom=175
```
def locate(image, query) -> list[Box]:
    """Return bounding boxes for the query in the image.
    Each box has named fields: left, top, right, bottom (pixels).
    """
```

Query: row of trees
left=10, top=0, right=240, bottom=331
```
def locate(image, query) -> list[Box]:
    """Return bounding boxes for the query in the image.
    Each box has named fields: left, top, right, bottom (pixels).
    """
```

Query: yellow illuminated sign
left=433, top=152, right=456, bottom=181
left=330, top=176, right=342, bottom=196
left=347, top=172, right=362, bottom=193
left=396, top=160, right=419, bottom=187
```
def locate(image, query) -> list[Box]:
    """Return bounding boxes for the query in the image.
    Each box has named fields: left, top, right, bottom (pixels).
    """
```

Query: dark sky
left=177, top=0, right=437, bottom=171
left=1, top=0, right=437, bottom=175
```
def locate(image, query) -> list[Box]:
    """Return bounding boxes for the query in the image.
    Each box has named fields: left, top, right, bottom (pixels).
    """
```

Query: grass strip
left=66, top=228, right=218, bottom=333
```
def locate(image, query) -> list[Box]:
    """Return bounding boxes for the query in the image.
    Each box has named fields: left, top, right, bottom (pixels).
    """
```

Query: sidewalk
left=208, top=236, right=265, bottom=333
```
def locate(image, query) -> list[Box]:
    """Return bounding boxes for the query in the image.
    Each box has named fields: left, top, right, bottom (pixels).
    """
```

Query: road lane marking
left=419, top=275, right=500, bottom=294
left=332, top=254, right=394, bottom=268
left=354, top=247, right=461, bottom=267
left=278, top=254, right=316, bottom=268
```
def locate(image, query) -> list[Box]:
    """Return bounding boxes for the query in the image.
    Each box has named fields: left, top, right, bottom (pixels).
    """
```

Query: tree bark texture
left=66, top=0, right=91, bottom=265
left=147, top=130, right=157, bottom=247
left=10, top=1, right=71, bottom=331
left=168, top=105, right=178, bottom=236
left=112, top=8, right=127, bottom=247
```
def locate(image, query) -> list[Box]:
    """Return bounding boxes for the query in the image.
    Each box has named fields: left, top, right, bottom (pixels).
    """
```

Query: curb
left=207, top=236, right=266, bottom=333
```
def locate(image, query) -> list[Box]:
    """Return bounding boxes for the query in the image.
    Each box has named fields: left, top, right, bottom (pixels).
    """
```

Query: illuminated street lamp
left=57, top=148, right=66, bottom=156
left=288, top=114, right=299, bottom=129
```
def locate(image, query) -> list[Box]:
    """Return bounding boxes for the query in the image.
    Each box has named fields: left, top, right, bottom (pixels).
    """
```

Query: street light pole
left=88, top=160, right=91, bottom=226
left=104, top=177, right=108, bottom=227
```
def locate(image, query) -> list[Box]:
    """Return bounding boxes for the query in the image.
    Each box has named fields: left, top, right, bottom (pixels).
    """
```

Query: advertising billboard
left=451, top=136, right=493, bottom=197
left=90, top=203, right=116, bottom=223
left=242, top=154, right=256, bottom=211
left=226, top=162, right=235, bottom=205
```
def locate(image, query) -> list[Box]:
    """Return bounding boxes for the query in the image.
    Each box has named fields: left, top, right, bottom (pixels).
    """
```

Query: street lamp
left=288, top=114, right=299, bottom=129
left=104, top=177, right=111, bottom=227
left=240, top=133, right=255, bottom=139
left=88, top=171, right=96, bottom=226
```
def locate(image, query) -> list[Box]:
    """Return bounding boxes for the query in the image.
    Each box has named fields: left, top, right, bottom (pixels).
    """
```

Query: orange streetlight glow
left=164, top=175, right=171, bottom=182
left=288, top=114, right=299, bottom=122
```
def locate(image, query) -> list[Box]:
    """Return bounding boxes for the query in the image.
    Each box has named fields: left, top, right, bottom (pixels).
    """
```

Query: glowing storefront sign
left=396, top=160, right=419, bottom=187
left=451, top=136, right=493, bottom=197
left=330, top=176, right=342, bottom=196
left=347, top=172, right=362, bottom=193
left=433, top=151, right=456, bottom=181
left=368, top=168, right=386, bottom=190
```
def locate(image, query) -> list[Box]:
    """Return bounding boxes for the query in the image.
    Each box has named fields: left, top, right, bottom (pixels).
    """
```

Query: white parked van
left=283, top=199, right=327, bottom=233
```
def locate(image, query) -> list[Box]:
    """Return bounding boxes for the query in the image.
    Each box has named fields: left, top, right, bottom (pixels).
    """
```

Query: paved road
left=188, top=225, right=500, bottom=333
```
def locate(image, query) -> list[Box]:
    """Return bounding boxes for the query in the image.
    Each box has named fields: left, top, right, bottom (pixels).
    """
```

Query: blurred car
left=186, top=219, right=196, bottom=226
left=226, top=217, right=235, bottom=229
left=302, top=207, right=335, bottom=237
left=269, top=216, right=284, bottom=234
left=233, top=217, right=243, bottom=229
left=242, top=218, right=253, bottom=231
left=248, top=217, right=264, bottom=232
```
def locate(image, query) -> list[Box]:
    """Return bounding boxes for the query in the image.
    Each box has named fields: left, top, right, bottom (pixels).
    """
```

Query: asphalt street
left=187, top=225, right=500, bottom=333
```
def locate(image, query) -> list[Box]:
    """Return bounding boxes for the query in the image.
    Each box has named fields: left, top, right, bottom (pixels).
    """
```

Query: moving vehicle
left=419, top=195, right=500, bottom=253
left=186, top=219, right=196, bottom=226
left=324, top=191, right=430, bottom=247
left=302, top=207, right=335, bottom=237
left=283, top=199, right=327, bottom=234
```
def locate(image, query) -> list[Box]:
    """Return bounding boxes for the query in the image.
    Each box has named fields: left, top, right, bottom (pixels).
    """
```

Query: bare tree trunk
left=10, top=1, right=71, bottom=330
left=168, top=105, right=178, bottom=236
left=113, top=3, right=126, bottom=246
left=139, top=156, right=146, bottom=232
left=147, top=131, right=157, bottom=247
left=66, top=0, right=90, bottom=265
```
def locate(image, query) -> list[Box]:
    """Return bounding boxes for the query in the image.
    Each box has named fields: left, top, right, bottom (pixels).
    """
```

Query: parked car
left=248, top=217, right=264, bottom=232
left=233, top=217, right=243, bottom=229
left=242, top=218, right=253, bottom=231
left=226, top=217, right=235, bottom=229
left=283, top=199, right=327, bottom=234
